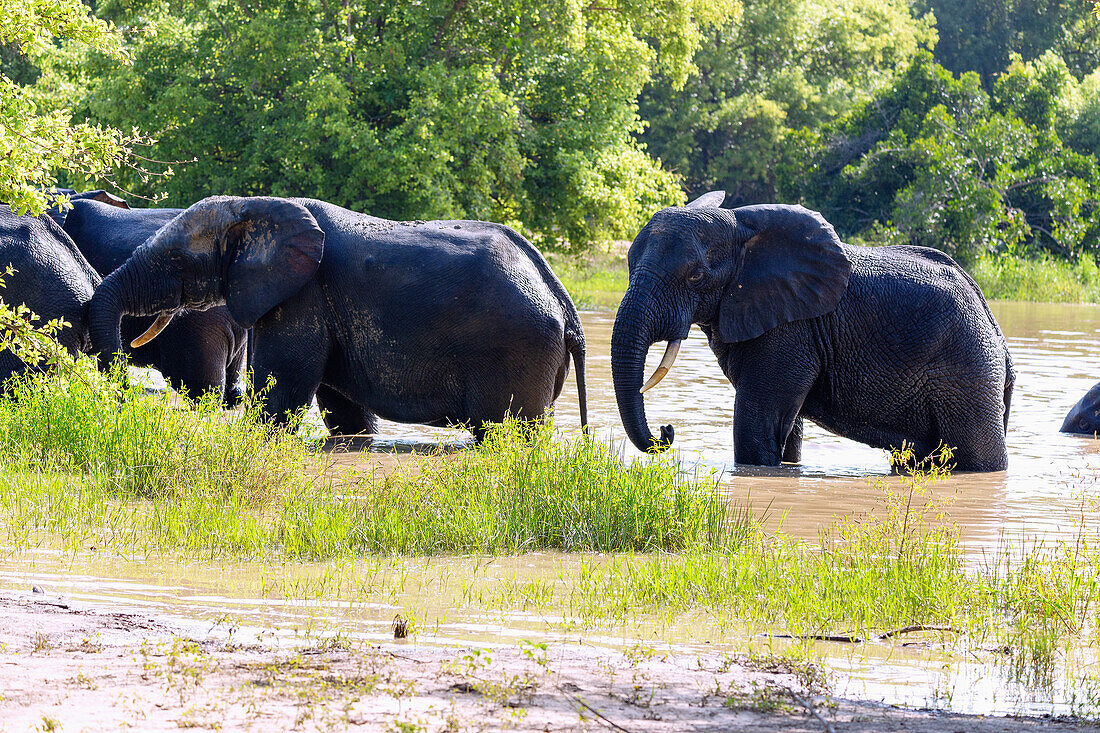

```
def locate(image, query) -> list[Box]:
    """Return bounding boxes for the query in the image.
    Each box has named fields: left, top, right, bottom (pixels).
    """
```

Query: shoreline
left=2, top=591, right=1097, bottom=731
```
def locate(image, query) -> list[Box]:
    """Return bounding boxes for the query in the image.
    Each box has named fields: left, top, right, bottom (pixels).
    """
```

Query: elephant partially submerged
left=611, top=191, right=1013, bottom=472
left=48, top=190, right=248, bottom=407
left=89, top=196, right=588, bottom=438
left=1061, top=382, right=1100, bottom=436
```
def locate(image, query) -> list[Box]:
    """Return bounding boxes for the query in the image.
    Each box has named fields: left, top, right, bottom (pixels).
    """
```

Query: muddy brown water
left=371, top=302, right=1100, bottom=552
left=3, top=301, right=1100, bottom=718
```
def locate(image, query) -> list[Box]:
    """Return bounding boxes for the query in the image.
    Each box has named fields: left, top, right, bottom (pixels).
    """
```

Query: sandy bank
left=0, top=592, right=1094, bottom=732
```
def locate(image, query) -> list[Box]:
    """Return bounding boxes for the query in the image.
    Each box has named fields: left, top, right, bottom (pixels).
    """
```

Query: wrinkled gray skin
left=48, top=190, right=248, bottom=407
left=611, top=191, right=1013, bottom=472
left=1061, top=382, right=1100, bottom=436
left=0, top=206, right=99, bottom=382
left=89, top=196, right=587, bottom=439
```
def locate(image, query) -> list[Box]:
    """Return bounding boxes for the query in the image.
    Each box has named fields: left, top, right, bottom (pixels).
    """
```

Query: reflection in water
left=4, top=301, right=1100, bottom=718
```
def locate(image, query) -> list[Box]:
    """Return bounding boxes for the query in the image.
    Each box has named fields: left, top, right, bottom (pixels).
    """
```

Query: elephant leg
left=782, top=415, right=803, bottom=463
left=160, top=361, right=225, bottom=404
left=732, top=360, right=816, bottom=466
left=222, top=335, right=248, bottom=409
left=250, top=318, right=330, bottom=428
left=151, top=314, right=242, bottom=406
left=316, top=383, right=377, bottom=436
left=733, top=394, right=802, bottom=466
left=931, top=401, right=1009, bottom=472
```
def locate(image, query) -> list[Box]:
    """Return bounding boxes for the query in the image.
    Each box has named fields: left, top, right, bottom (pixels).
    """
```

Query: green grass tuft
left=0, top=360, right=749, bottom=559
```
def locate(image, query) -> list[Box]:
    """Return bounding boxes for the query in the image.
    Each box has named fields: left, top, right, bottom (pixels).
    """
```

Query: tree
left=0, top=0, right=145, bottom=214
left=34, top=0, right=736, bottom=252
left=780, top=52, right=1100, bottom=264
left=637, top=0, right=935, bottom=206
left=911, top=0, right=1100, bottom=86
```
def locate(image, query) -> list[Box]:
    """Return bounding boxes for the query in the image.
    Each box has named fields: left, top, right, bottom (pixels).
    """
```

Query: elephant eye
left=687, top=268, right=705, bottom=284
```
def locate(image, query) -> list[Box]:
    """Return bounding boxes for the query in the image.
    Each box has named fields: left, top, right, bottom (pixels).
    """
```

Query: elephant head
left=44, top=189, right=129, bottom=229
left=610, top=193, right=852, bottom=453
left=89, top=196, right=324, bottom=360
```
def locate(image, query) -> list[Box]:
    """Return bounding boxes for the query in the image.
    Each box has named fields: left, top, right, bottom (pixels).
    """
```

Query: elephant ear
left=718, top=204, right=851, bottom=343
left=221, top=198, right=325, bottom=328
left=81, top=190, right=130, bottom=209
left=685, top=190, right=726, bottom=209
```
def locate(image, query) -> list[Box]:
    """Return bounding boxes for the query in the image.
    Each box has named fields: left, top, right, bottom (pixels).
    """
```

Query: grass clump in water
left=349, top=422, right=747, bottom=555
left=564, top=449, right=965, bottom=639
left=0, top=357, right=748, bottom=558
left=0, top=359, right=310, bottom=502
left=550, top=249, right=629, bottom=311
left=970, top=252, right=1100, bottom=303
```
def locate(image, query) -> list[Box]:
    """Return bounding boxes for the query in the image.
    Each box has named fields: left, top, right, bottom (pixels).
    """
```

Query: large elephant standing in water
left=48, top=190, right=248, bottom=407
left=611, top=192, right=1013, bottom=472
left=89, top=196, right=588, bottom=438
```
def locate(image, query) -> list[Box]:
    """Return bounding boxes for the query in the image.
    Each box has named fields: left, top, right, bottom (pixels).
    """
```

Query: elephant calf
left=612, top=191, right=1013, bottom=472
left=88, top=196, right=588, bottom=439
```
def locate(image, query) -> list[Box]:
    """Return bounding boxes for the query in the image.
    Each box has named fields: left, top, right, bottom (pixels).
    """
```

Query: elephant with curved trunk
left=1061, top=382, right=1100, bottom=436
left=611, top=192, right=1013, bottom=472
left=89, top=196, right=587, bottom=439
left=48, top=190, right=248, bottom=408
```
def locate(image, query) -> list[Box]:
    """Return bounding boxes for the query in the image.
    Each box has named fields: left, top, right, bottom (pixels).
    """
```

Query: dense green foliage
left=632, top=0, right=1100, bottom=283
left=781, top=51, right=1100, bottom=265
left=0, top=0, right=143, bottom=214
left=912, top=0, right=1100, bottom=86
left=7, top=0, right=1100, bottom=290
left=32, top=0, right=734, bottom=251
left=638, top=0, right=936, bottom=204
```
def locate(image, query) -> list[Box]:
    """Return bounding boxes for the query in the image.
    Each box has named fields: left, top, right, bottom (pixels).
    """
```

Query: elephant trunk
left=611, top=285, right=676, bottom=453
left=88, top=256, right=168, bottom=367
left=88, top=268, right=132, bottom=367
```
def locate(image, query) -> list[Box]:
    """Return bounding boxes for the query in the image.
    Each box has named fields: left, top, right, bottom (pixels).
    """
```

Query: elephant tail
left=566, top=328, right=588, bottom=430
left=1003, top=352, right=1015, bottom=434
left=490, top=223, right=589, bottom=430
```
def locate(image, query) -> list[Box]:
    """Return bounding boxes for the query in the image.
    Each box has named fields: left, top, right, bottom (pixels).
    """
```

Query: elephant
left=0, top=205, right=100, bottom=382
left=47, top=190, right=248, bottom=407
left=88, top=196, right=588, bottom=439
left=611, top=191, right=1014, bottom=472
left=1061, top=382, right=1100, bottom=436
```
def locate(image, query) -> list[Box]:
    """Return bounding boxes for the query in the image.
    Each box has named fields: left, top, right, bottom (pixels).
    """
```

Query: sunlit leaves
left=0, top=0, right=122, bottom=57
left=0, top=0, right=138, bottom=214
left=638, top=0, right=934, bottom=204
left=38, top=0, right=736, bottom=251
left=783, top=52, right=1100, bottom=264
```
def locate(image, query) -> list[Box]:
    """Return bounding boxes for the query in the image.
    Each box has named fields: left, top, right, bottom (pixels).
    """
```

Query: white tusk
left=130, top=312, right=175, bottom=348
left=640, top=340, right=681, bottom=394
